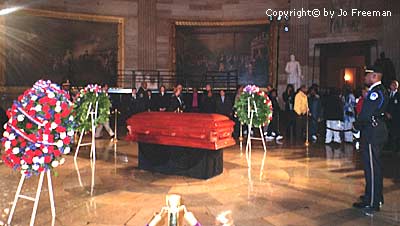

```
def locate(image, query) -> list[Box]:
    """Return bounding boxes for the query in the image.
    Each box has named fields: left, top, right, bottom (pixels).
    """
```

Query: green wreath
left=74, top=84, right=111, bottom=132
left=234, top=85, right=273, bottom=128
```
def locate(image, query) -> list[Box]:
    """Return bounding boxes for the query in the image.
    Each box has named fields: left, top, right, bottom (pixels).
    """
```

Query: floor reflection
left=0, top=138, right=399, bottom=226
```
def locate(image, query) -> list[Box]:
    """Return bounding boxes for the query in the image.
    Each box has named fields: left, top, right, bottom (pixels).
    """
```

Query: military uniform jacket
left=357, top=82, right=388, bottom=145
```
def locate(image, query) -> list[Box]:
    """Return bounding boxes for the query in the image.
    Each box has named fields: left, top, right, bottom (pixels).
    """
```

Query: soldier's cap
left=365, top=65, right=383, bottom=74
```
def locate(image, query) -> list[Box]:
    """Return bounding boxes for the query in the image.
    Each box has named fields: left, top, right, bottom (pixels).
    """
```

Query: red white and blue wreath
left=2, top=80, right=76, bottom=176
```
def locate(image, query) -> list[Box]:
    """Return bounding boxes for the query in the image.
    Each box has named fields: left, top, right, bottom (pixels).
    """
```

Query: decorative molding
left=174, top=19, right=270, bottom=27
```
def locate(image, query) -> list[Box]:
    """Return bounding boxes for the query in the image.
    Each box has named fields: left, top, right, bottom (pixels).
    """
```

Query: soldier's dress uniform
left=354, top=71, right=388, bottom=213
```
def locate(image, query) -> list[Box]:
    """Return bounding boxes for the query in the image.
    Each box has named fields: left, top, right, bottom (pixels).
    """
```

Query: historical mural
left=4, top=13, right=119, bottom=86
left=176, top=24, right=270, bottom=87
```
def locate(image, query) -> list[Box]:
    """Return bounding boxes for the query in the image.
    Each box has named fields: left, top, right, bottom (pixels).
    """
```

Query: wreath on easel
left=234, top=85, right=273, bottom=128
left=1, top=80, right=76, bottom=176
left=74, top=84, right=111, bottom=132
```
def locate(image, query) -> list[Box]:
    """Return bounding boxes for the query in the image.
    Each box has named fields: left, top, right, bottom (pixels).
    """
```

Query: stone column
left=289, top=0, right=310, bottom=86
left=138, top=0, right=157, bottom=70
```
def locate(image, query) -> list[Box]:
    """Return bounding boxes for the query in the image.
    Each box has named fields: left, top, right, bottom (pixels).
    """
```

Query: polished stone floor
left=0, top=138, right=400, bottom=226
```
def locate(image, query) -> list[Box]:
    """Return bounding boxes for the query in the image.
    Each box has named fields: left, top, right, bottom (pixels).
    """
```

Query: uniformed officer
left=353, top=66, right=388, bottom=214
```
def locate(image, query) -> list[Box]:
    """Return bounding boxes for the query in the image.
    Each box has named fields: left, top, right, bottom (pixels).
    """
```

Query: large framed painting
left=0, top=9, right=124, bottom=87
left=173, top=20, right=274, bottom=87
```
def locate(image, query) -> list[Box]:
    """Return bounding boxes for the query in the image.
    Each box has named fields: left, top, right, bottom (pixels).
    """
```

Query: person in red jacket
left=356, top=86, right=369, bottom=116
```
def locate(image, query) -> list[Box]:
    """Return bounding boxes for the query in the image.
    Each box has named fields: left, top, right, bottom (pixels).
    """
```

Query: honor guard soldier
left=353, top=65, right=388, bottom=215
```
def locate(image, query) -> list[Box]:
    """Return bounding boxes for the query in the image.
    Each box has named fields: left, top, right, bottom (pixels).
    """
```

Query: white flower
left=56, top=101, right=61, bottom=106
left=51, top=122, right=58, bottom=130
left=43, top=134, right=49, bottom=141
left=21, top=164, right=28, bottom=170
left=67, top=130, right=74, bottom=137
left=55, top=105, right=62, bottom=113
left=12, top=147, right=19, bottom=154
left=35, top=105, right=42, bottom=112
left=42, top=147, right=48, bottom=153
left=47, top=92, right=55, bottom=98
left=20, top=160, right=26, bottom=165
left=32, top=157, right=40, bottom=164
left=4, top=141, right=11, bottom=150
left=64, top=147, right=71, bottom=154
left=32, top=164, right=39, bottom=171
left=17, top=114, right=25, bottom=122
left=59, top=158, right=65, bottom=165
left=35, top=143, right=40, bottom=147
left=51, top=161, right=59, bottom=168
left=56, top=140, right=63, bottom=148
left=8, top=134, right=15, bottom=140
left=39, top=157, right=45, bottom=164
left=3, top=123, right=7, bottom=129
left=3, top=131, right=9, bottom=138
left=69, top=115, right=74, bottom=121
left=60, top=132, right=66, bottom=139
left=31, top=95, right=38, bottom=101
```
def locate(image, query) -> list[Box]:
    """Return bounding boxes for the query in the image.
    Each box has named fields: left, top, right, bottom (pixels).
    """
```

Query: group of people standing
left=125, top=82, right=234, bottom=118
left=279, top=79, right=399, bottom=150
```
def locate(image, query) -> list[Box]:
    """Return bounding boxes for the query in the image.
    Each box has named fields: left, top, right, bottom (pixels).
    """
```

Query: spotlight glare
left=277, top=15, right=282, bottom=21
left=0, top=7, right=22, bottom=16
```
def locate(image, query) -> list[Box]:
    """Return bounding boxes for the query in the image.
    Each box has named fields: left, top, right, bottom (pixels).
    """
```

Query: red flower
left=47, top=146, right=54, bottom=154
left=53, top=149, right=61, bottom=157
left=26, top=123, right=33, bottom=129
left=63, top=137, right=70, bottom=145
left=11, top=139, right=17, bottom=146
left=42, top=104, right=50, bottom=113
left=38, top=167, right=45, bottom=172
left=49, top=99, right=57, bottom=106
left=56, top=126, right=66, bottom=133
left=21, top=142, right=26, bottom=148
left=28, top=110, right=36, bottom=117
left=44, top=156, right=52, bottom=163
left=34, top=150, right=42, bottom=156
left=61, top=108, right=71, bottom=118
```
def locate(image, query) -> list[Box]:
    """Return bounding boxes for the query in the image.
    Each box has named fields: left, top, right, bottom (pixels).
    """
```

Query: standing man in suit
left=137, top=81, right=148, bottom=99
left=216, top=90, right=232, bottom=117
left=127, top=88, right=141, bottom=116
left=156, top=85, right=169, bottom=112
left=353, top=66, right=388, bottom=215
left=168, top=86, right=185, bottom=112
left=386, top=80, right=400, bottom=153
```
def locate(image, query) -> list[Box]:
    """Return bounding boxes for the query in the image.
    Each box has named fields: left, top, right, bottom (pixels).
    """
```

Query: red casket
left=126, top=112, right=236, bottom=179
left=126, top=112, right=235, bottom=150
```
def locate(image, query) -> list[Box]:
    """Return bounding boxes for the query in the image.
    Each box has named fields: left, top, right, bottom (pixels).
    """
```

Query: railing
left=117, top=69, right=238, bottom=91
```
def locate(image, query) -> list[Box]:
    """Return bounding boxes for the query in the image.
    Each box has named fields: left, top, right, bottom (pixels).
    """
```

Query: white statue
left=285, top=54, right=302, bottom=90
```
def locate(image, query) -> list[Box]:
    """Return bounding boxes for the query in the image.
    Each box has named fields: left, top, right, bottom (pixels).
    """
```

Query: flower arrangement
left=74, top=84, right=111, bottom=132
left=234, top=85, right=273, bottom=127
left=2, top=80, right=76, bottom=176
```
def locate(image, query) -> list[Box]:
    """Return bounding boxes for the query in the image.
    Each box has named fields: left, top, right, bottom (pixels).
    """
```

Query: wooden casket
left=126, top=112, right=235, bottom=179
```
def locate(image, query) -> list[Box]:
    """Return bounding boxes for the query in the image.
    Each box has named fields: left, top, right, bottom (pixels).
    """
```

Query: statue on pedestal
left=285, top=54, right=302, bottom=90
